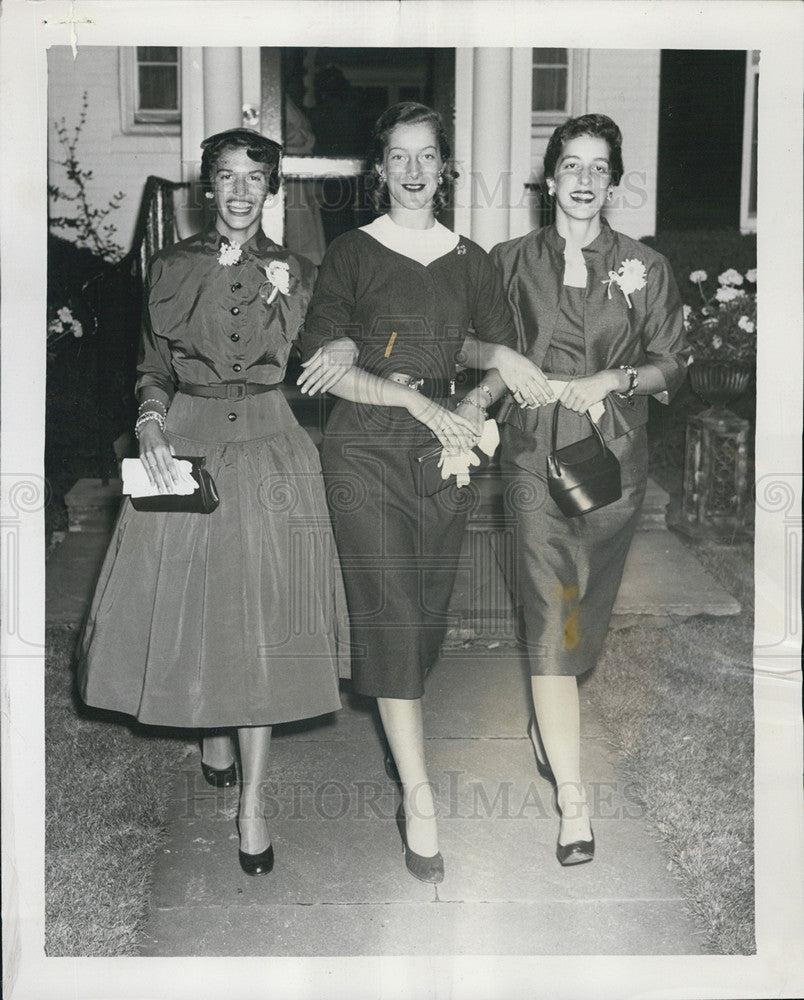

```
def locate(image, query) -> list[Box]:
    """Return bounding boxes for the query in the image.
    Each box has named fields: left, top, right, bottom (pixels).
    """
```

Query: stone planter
left=680, top=363, right=753, bottom=540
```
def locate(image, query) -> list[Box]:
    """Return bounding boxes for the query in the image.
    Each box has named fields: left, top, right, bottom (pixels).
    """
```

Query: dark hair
left=366, top=102, right=458, bottom=214
left=543, top=114, right=624, bottom=185
left=200, top=128, right=282, bottom=196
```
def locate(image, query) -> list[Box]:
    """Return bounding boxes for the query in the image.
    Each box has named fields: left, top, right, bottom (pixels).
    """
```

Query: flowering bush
left=684, top=267, right=757, bottom=364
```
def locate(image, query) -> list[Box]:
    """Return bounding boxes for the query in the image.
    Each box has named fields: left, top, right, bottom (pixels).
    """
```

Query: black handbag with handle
left=546, top=405, right=621, bottom=517
left=130, top=455, right=220, bottom=513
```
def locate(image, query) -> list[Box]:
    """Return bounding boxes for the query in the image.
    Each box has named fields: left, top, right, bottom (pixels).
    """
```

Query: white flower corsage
left=602, top=258, right=647, bottom=308
left=217, top=241, right=243, bottom=266
left=259, top=259, right=291, bottom=305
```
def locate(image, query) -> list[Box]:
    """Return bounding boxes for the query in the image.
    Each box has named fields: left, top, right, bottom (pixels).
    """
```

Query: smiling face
left=382, top=122, right=442, bottom=220
left=547, top=134, right=614, bottom=225
left=212, top=146, right=272, bottom=244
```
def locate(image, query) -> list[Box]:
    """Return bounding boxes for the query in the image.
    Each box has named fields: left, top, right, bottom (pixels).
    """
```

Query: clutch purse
left=546, top=405, right=621, bottom=517
left=410, top=441, right=489, bottom=497
left=129, top=456, right=220, bottom=514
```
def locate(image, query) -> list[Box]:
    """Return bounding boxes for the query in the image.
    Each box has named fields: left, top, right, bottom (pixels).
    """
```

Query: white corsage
left=259, top=260, right=291, bottom=305
left=217, top=241, right=243, bottom=266
left=602, top=258, right=647, bottom=308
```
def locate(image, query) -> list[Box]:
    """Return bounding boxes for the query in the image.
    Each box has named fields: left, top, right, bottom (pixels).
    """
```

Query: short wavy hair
left=366, top=102, right=458, bottom=215
left=200, top=128, right=282, bottom=196
left=543, top=114, right=624, bottom=186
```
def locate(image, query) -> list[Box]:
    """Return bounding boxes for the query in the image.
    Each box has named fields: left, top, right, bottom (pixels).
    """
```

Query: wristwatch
left=614, top=365, right=639, bottom=401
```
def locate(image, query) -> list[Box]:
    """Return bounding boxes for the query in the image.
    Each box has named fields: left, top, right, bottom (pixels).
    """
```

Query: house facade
left=47, top=45, right=758, bottom=261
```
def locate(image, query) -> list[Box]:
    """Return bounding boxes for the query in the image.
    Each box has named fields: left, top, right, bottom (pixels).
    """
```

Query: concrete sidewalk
left=138, top=650, right=706, bottom=956
left=46, top=472, right=741, bottom=956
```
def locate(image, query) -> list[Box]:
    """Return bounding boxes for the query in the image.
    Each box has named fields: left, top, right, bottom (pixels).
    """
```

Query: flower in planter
left=684, top=266, right=757, bottom=365
left=718, top=268, right=744, bottom=287
left=47, top=305, right=85, bottom=353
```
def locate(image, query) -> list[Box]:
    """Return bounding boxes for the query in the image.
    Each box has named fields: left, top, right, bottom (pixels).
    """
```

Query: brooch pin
left=217, top=241, right=243, bottom=266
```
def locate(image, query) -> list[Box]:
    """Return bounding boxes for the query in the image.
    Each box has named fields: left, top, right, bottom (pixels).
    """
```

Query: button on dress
left=302, top=222, right=517, bottom=699
left=78, top=227, right=349, bottom=728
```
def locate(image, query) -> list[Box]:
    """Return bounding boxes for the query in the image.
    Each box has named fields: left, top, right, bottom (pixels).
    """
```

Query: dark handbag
left=130, top=456, right=220, bottom=513
left=546, top=405, right=621, bottom=517
left=410, top=440, right=491, bottom=497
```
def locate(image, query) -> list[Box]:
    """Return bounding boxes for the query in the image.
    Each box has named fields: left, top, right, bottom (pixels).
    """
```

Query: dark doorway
left=657, top=50, right=746, bottom=231
left=281, top=48, right=455, bottom=245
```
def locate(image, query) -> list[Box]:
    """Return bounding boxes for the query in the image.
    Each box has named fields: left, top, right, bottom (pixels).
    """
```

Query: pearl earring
left=204, top=191, right=214, bottom=200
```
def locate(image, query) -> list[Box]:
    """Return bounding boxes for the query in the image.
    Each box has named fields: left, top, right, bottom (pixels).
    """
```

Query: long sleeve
left=301, top=238, right=360, bottom=361
left=469, top=249, right=518, bottom=349
left=641, top=256, right=689, bottom=403
left=134, top=258, right=176, bottom=401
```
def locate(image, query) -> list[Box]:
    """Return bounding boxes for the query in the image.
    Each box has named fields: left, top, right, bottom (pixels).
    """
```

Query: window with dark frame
left=134, top=47, right=181, bottom=125
left=531, top=48, right=570, bottom=115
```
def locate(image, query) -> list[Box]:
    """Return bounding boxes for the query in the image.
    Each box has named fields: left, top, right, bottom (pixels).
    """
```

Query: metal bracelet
left=456, top=395, right=488, bottom=413
left=477, top=382, right=495, bottom=405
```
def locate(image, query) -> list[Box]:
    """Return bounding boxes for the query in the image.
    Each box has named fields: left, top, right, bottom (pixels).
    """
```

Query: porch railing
left=86, top=176, right=189, bottom=481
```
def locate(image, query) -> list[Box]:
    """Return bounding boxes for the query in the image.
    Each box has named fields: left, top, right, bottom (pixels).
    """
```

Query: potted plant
left=684, top=267, right=757, bottom=410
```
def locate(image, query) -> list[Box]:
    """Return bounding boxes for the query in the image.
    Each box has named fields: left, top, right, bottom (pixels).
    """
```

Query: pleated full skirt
left=78, top=391, right=349, bottom=728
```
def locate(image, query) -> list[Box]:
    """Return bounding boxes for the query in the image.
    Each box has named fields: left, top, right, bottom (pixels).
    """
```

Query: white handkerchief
left=545, top=380, right=606, bottom=423
left=122, top=458, right=199, bottom=498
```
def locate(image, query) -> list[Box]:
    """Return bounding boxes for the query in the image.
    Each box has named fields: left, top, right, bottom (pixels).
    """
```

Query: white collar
left=360, top=214, right=460, bottom=267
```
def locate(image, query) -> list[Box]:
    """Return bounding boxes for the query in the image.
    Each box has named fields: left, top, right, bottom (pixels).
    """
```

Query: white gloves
left=438, top=419, right=500, bottom=488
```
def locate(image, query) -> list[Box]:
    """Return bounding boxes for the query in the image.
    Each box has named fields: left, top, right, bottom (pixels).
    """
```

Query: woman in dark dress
left=489, top=114, right=688, bottom=865
left=298, top=103, right=546, bottom=882
left=78, top=129, right=348, bottom=876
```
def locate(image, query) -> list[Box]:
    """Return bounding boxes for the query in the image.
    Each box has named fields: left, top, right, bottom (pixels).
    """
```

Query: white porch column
left=203, top=48, right=243, bottom=136
left=470, top=48, right=512, bottom=250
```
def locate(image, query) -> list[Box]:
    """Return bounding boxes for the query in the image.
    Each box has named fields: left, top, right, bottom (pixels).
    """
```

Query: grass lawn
left=45, top=627, right=191, bottom=955
left=584, top=568, right=755, bottom=954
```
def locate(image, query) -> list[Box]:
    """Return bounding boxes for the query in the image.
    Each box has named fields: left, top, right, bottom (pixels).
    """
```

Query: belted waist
left=385, top=371, right=456, bottom=399
left=177, top=381, right=282, bottom=400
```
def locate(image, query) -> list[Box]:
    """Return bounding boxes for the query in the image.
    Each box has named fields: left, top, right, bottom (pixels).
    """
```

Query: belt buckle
left=225, top=381, right=247, bottom=400
left=408, top=377, right=424, bottom=392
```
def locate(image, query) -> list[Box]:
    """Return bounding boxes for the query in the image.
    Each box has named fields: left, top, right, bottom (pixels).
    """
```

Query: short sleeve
left=300, top=238, right=360, bottom=362
left=135, top=257, right=177, bottom=401
left=469, top=247, right=518, bottom=349
left=642, top=255, right=689, bottom=403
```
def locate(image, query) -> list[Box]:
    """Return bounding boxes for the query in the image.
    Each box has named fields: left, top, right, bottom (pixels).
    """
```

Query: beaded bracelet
left=456, top=395, right=488, bottom=413
left=613, top=365, right=639, bottom=401
left=477, top=382, right=494, bottom=406
left=138, top=398, right=167, bottom=415
left=134, top=410, right=166, bottom=439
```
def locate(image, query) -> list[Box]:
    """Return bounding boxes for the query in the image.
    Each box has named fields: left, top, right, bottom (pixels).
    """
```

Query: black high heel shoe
left=237, top=820, right=274, bottom=876
left=395, top=804, right=444, bottom=884
left=238, top=842, right=275, bottom=876
left=527, top=715, right=555, bottom=784
left=556, top=828, right=595, bottom=867
left=200, top=760, right=237, bottom=788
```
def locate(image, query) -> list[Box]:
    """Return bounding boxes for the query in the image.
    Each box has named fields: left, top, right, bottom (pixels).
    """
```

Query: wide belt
left=177, top=381, right=282, bottom=400
left=386, top=372, right=456, bottom=399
